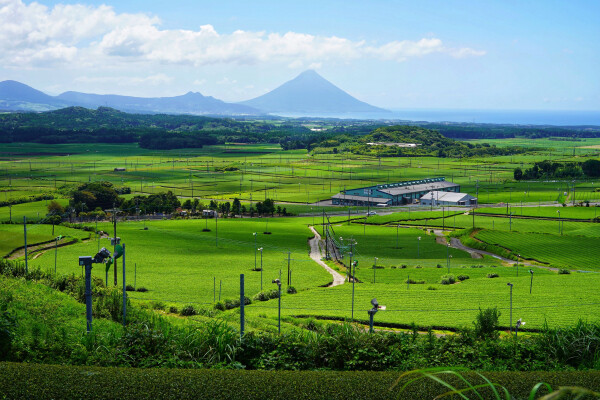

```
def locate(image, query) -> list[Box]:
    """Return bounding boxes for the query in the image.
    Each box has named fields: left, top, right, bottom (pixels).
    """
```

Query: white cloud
left=0, top=0, right=485, bottom=69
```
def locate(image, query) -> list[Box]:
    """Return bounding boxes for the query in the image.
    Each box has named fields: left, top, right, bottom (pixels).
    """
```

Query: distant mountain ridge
left=0, top=80, right=260, bottom=116
left=0, top=71, right=387, bottom=116
left=240, top=70, right=388, bottom=115
left=57, top=90, right=259, bottom=115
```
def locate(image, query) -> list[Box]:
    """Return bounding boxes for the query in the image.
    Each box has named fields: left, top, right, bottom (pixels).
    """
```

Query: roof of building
left=378, top=181, right=459, bottom=197
left=420, top=191, right=476, bottom=202
left=332, top=194, right=392, bottom=203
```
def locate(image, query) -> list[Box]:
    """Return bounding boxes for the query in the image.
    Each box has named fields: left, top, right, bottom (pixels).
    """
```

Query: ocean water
left=384, top=109, right=600, bottom=126
left=280, top=109, right=600, bottom=126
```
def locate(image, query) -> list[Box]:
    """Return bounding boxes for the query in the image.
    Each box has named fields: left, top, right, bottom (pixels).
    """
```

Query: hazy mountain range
left=0, top=71, right=387, bottom=117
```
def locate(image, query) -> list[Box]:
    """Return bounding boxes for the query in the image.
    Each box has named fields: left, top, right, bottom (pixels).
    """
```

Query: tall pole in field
left=446, top=243, right=450, bottom=273
left=373, top=257, right=377, bottom=283
left=396, top=224, right=399, bottom=249
left=23, top=216, right=28, bottom=275
left=240, top=274, right=245, bottom=338
left=113, top=204, right=117, bottom=286
left=287, top=252, right=291, bottom=285
left=351, top=260, right=357, bottom=321
left=529, top=269, right=534, bottom=294
left=96, top=216, right=99, bottom=252
left=122, top=244, right=126, bottom=327
left=417, top=236, right=421, bottom=259
left=253, top=232, right=257, bottom=270
left=507, top=283, right=513, bottom=333
left=54, top=236, right=59, bottom=274
left=259, top=247, right=264, bottom=291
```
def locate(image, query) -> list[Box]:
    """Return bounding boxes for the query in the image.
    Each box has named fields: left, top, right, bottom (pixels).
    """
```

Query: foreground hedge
left=1, top=362, right=600, bottom=400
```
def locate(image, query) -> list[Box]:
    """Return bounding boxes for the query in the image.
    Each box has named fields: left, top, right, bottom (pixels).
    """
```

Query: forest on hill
left=0, top=106, right=598, bottom=151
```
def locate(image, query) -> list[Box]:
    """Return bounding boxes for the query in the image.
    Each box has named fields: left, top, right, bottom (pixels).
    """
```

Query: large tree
left=71, top=182, right=121, bottom=213
left=582, top=159, right=600, bottom=177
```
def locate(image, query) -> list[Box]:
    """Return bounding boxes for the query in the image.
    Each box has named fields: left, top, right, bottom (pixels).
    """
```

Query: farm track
left=431, top=229, right=560, bottom=271
left=6, top=233, right=103, bottom=260
left=308, top=226, right=345, bottom=287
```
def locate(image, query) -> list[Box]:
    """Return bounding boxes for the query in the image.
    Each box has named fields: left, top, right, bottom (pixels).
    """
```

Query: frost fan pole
left=122, top=244, right=127, bottom=327
left=240, top=274, right=245, bottom=338
left=23, top=216, right=28, bottom=275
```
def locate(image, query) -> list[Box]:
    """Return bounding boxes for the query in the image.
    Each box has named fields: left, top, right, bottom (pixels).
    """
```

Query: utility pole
left=507, top=283, right=513, bottom=333
left=23, top=216, right=28, bottom=275
left=287, top=252, right=291, bottom=285
left=113, top=204, right=118, bottom=285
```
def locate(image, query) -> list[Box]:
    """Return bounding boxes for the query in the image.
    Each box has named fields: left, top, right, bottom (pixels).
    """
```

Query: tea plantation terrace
left=331, top=177, right=462, bottom=206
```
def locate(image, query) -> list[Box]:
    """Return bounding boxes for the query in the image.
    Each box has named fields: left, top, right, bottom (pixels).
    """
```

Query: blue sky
left=1, top=0, right=598, bottom=110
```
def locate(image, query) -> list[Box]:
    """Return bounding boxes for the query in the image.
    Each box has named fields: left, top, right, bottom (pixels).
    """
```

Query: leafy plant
left=473, top=307, right=501, bottom=340
left=440, top=274, right=456, bottom=285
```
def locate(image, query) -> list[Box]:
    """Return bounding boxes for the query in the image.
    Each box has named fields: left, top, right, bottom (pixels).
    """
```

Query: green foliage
left=253, top=290, right=279, bottom=302
left=457, top=274, right=470, bottom=281
left=473, top=307, right=501, bottom=340
left=558, top=269, right=571, bottom=275
left=286, top=286, right=297, bottom=294
left=180, top=305, right=198, bottom=316
left=487, top=273, right=500, bottom=278
left=1, top=363, right=600, bottom=400
left=71, top=181, right=121, bottom=212
left=439, top=274, right=456, bottom=285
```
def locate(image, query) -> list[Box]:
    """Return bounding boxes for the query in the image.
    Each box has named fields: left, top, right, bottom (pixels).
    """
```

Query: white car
left=366, top=211, right=377, bottom=216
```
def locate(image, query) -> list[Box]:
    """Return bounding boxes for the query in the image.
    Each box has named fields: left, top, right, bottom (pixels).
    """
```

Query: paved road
left=308, top=226, right=346, bottom=286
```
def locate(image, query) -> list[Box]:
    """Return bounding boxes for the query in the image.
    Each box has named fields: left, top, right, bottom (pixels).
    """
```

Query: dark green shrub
left=436, top=263, right=443, bottom=268
left=558, top=269, right=571, bottom=275
left=426, top=286, right=437, bottom=291
left=457, top=275, right=470, bottom=281
left=253, top=289, right=279, bottom=302
left=440, top=275, right=456, bottom=285
left=136, top=287, right=148, bottom=292
left=406, top=278, right=425, bottom=284
left=214, top=301, right=226, bottom=311
left=473, top=307, right=501, bottom=340
left=168, top=306, right=178, bottom=314
left=151, top=301, right=166, bottom=311
left=286, top=286, right=297, bottom=294
left=180, top=305, right=198, bottom=316
left=125, top=285, right=135, bottom=291
left=401, top=264, right=407, bottom=269
left=487, top=273, right=499, bottom=278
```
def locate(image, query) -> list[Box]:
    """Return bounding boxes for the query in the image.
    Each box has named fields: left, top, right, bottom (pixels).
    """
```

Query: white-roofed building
left=420, top=191, right=477, bottom=206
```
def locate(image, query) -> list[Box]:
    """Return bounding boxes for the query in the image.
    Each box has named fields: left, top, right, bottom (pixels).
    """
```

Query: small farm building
left=419, top=191, right=477, bottom=206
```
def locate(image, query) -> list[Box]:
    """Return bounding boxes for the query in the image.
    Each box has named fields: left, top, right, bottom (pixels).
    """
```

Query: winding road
left=308, top=226, right=345, bottom=286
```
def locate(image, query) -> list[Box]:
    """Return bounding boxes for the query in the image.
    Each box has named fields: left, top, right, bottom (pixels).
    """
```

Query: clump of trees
left=514, top=159, right=600, bottom=180
left=68, top=181, right=181, bottom=216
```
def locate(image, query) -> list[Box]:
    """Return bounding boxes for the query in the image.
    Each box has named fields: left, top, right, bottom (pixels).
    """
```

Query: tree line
left=514, top=159, right=600, bottom=180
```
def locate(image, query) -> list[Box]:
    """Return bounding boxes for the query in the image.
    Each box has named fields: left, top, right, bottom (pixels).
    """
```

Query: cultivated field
left=2, top=139, right=600, bottom=331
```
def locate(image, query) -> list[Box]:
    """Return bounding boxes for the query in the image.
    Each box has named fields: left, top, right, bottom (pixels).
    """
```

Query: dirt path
left=308, top=226, right=346, bottom=286
left=6, top=232, right=104, bottom=260
left=430, top=229, right=561, bottom=272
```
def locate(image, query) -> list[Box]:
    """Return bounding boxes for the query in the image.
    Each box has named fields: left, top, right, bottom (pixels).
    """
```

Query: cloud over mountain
left=0, top=0, right=485, bottom=69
